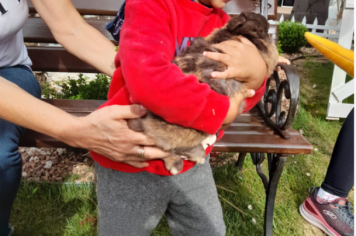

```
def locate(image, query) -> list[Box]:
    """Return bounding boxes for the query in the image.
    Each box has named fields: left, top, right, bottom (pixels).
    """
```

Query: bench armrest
left=257, top=64, right=300, bottom=139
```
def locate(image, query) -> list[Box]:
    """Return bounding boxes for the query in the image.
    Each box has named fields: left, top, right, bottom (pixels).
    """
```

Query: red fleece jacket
left=90, top=0, right=266, bottom=175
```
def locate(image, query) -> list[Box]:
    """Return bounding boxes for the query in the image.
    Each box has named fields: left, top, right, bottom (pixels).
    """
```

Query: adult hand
left=222, top=89, right=255, bottom=130
left=203, top=36, right=267, bottom=91
left=0, top=78, right=166, bottom=168
left=62, top=105, right=170, bottom=168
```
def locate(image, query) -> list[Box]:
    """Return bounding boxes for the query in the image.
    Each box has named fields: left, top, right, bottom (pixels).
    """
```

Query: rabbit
left=128, top=12, right=279, bottom=175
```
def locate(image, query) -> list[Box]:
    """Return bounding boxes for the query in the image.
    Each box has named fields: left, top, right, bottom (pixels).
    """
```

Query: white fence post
left=326, top=0, right=354, bottom=120
left=279, top=14, right=284, bottom=22
left=311, top=17, right=318, bottom=33
left=323, top=18, right=329, bottom=35
left=301, top=16, right=306, bottom=25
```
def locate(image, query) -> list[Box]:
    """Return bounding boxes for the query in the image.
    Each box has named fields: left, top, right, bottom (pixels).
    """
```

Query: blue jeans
left=0, top=65, right=41, bottom=236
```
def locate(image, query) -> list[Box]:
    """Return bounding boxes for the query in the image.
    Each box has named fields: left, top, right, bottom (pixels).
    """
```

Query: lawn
left=10, top=59, right=353, bottom=235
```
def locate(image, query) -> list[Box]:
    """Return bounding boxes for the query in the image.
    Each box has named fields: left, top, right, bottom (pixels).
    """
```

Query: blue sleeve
left=105, top=1, right=126, bottom=43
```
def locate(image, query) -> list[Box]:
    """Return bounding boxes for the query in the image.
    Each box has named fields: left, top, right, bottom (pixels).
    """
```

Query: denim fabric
left=0, top=65, right=41, bottom=236
left=105, top=1, right=126, bottom=43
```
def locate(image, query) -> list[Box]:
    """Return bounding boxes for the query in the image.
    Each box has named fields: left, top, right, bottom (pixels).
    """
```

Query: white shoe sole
left=299, top=203, right=340, bottom=236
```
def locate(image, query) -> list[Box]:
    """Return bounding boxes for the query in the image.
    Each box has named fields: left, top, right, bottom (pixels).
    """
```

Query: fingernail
left=250, top=90, right=255, bottom=97
left=211, top=73, right=216, bottom=78
left=203, top=51, right=207, bottom=56
left=140, top=105, right=148, bottom=114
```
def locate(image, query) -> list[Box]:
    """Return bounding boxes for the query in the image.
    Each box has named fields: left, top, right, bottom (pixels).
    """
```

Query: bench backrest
left=28, top=0, right=123, bottom=16
left=24, top=0, right=277, bottom=73
left=27, top=0, right=277, bottom=18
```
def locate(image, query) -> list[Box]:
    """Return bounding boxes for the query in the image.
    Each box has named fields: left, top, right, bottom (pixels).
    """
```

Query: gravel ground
left=20, top=147, right=94, bottom=183
left=19, top=147, right=233, bottom=183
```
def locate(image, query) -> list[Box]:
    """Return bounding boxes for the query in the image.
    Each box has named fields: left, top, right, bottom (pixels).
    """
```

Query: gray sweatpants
left=95, top=156, right=226, bottom=236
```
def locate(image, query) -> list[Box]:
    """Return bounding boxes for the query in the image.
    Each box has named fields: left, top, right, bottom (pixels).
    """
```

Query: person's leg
left=300, top=109, right=354, bottom=236
left=95, top=164, right=171, bottom=236
left=0, top=66, right=41, bottom=236
left=320, top=108, right=354, bottom=199
left=165, top=156, right=226, bottom=236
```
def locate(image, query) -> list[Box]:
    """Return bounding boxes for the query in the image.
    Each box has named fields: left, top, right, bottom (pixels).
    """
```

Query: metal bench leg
left=235, top=152, right=247, bottom=171
left=250, top=153, right=288, bottom=236
left=264, top=154, right=288, bottom=236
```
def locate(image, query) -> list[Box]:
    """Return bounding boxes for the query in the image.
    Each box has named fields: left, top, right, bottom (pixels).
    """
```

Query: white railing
left=269, top=15, right=354, bottom=43
left=270, top=2, right=354, bottom=120
left=327, top=0, right=354, bottom=120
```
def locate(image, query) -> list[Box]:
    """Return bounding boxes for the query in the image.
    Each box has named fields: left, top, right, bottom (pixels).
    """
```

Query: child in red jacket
left=93, top=0, right=267, bottom=235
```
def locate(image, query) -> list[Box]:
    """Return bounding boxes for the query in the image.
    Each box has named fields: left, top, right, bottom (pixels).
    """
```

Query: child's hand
left=221, top=89, right=255, bottom=130
left=203, top=36, right=267, bottom=91
left=275, top=56, right=291, bottom=71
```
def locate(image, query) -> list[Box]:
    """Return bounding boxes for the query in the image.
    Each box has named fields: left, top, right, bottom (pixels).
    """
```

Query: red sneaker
left=299, top=187, right=354, bottom=236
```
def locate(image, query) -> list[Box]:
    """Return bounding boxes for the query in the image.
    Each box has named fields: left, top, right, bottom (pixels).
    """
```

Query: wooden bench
left=21, top=0, right=312, bottom=235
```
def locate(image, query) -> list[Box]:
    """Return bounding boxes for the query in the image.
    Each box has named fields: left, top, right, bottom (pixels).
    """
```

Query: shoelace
left=339, top=202, right=354, bottom=227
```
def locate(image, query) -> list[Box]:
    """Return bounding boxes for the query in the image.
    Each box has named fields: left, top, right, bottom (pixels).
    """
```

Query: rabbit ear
left=227, top=14, right=247, bottom=32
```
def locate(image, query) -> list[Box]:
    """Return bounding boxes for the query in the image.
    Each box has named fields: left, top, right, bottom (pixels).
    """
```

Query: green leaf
left=32, top=187, right=38, bottom=195
left=41, top=73, right=111, bottom=100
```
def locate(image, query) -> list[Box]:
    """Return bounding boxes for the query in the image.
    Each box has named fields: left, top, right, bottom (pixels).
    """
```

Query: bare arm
left=222, top=88, right=255, bottom=129
left=0, top=77, right=169, bottom=167
left=30, top=0, right=116, bottom=77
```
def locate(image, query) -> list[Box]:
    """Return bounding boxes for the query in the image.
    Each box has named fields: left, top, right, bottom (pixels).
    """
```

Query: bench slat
left=27, top=47, right=99, bottom=73
left=21, top=128, right=312, bottom=154
left=225, top=126, right=301, bottom=135
left=24, top=14, right=277, bottom=45
left=24, top=17, right=114, bottom=44
left=20, top=100, right=313, bottom=154
left=20, top=131, right=68, bottom=148
left=41, top=99, right=105, bottom=111
left=214, top=133, right=312, bottom=154
left=27, top=0, right=122, bottom=16
left=25, top=17, right=276, bottom=73
left=27, top=0, right=276, bottom=19
left=20, top=123, right=312, bottom=154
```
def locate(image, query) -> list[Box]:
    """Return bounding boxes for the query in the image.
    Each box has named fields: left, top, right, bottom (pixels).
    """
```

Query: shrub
left=277, top=40, right=283, bottom=54
left=278, top=20, right=308, bottom=53
left=41, top=82, right=57, bottom=99
left=42, top=73, right=110, bottom=100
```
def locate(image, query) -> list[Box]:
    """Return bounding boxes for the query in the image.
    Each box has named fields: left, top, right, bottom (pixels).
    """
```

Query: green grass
left=11, top=59, right=353, bottom=235
left=11, top=182, right=97, bottom=236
